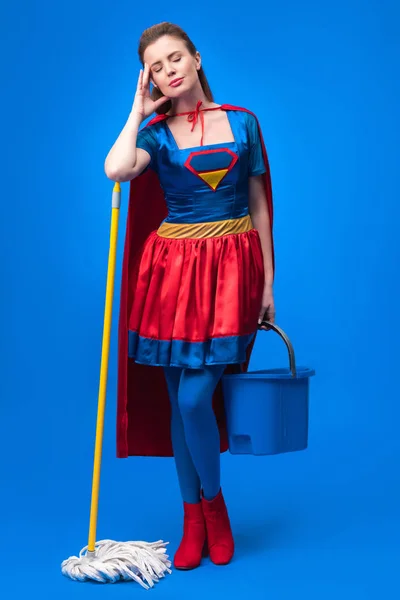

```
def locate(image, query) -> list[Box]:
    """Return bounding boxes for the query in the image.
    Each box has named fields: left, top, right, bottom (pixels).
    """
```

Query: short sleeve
left=136, top=125, right=158, bottom=171
left=246, top=113, right=266, bottom=176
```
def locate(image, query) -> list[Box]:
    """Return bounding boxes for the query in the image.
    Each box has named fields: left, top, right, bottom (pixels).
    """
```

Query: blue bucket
left=222, top=321, right=315, bottom=456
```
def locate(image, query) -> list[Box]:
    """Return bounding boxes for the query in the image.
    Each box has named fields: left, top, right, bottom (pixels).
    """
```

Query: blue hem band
left=128, top=330, right=256, bottom=369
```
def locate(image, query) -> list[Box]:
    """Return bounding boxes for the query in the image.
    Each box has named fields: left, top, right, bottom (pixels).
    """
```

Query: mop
left=61, top=182, right=172, bottom=589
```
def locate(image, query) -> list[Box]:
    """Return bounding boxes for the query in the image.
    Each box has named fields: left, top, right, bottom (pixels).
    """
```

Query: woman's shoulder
left=140, top=117, right=166, bottom=133
left=137, top=118, right=166, bottom=146
left=224, top=105, right=259, bottom=125
left=224, top=106, right=263, bottom=147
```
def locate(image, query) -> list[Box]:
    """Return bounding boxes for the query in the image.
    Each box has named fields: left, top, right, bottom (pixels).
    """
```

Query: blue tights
left=163, top=364, right=227, bottom=504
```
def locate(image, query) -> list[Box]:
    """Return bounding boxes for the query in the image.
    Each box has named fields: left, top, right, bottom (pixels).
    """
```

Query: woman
left=105, top=22, right=275, bottom=570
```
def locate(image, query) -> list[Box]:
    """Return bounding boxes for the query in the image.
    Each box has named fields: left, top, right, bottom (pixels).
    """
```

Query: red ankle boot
left=201, top=488, right=234, bottom=565
left=174, top=501, right=208, bottom=570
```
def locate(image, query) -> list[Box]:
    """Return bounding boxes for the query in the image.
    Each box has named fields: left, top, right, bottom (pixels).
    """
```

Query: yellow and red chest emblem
left=184, top=148, right=238, bottom=191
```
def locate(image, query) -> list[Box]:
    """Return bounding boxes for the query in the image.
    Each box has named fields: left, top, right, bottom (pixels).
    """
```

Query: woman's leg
left=163, top=366, right=201, bottom=504
left=178, top=364, right=227, bottom=501
left=177, top=365, right=235, bottom=566
left=164, top=366, right=208, bottom=569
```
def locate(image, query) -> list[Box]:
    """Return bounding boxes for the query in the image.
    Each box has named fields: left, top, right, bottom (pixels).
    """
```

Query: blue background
left=1, top=0, right=399, bottom=597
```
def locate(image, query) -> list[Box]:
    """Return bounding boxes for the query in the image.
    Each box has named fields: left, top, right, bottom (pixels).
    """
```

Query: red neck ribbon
left=169, top=100, right=222, bottom=146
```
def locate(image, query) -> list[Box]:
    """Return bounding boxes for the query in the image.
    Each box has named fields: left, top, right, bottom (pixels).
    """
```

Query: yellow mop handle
left=87, top=182, right=121, bottom=553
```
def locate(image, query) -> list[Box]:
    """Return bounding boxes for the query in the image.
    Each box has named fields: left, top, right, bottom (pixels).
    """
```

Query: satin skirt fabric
left=128, top=227, right=265, bottom=369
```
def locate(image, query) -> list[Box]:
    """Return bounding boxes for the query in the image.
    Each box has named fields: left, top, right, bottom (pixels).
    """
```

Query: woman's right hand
left=131, top=63, right=170, bottom=121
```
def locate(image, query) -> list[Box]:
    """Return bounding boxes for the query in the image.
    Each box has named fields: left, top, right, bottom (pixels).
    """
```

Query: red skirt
left=127, top=224, right=265, bottom=369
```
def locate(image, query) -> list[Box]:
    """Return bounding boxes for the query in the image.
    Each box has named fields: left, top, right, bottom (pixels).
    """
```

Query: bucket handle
left=258, top=320, right=297, bottom=378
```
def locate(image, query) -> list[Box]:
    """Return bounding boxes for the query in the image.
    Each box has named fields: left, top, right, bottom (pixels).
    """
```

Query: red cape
left=116, top=104, right=274, bottom=458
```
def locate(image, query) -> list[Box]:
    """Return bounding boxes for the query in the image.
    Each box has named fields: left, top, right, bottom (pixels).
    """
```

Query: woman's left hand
left=258, top=283, right=275, bottom=330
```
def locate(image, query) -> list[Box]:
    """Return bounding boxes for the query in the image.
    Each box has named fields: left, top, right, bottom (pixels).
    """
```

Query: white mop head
left=61, top=539, right=172, bottom=589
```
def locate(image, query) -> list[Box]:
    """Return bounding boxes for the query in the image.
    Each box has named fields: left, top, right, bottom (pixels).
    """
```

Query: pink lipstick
left=169, top=78, right=184, bottom=87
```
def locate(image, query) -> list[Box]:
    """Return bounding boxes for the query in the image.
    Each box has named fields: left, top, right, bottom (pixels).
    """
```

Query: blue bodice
left=136, top=109, right=266, bottom=224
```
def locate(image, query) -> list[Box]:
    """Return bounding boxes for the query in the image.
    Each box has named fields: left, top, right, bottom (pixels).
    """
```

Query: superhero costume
left=116, top=103, right=274, bottom=459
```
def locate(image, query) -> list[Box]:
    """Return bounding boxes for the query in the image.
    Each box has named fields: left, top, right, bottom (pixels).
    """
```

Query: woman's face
left=143, top=36, right=201, bottom=98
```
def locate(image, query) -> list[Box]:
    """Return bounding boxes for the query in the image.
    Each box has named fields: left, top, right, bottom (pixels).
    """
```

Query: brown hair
left=138, top=22, right=214, bottom=115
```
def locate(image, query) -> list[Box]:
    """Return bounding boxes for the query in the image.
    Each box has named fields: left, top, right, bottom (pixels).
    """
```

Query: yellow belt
left=157, top=214, right=253, bottom=239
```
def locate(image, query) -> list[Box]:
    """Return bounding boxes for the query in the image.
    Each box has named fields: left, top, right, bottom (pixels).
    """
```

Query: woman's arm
left=104, top=111, right=151, bottom=182
left=248, top=174, right=274, bottom=286
left=248, top=174, right=276, bottom=326
left=105, top=65, right=169, bottom=182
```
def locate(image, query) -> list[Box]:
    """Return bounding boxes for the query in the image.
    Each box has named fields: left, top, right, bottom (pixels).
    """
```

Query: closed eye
left=152, top=55, right=181, bottom=73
